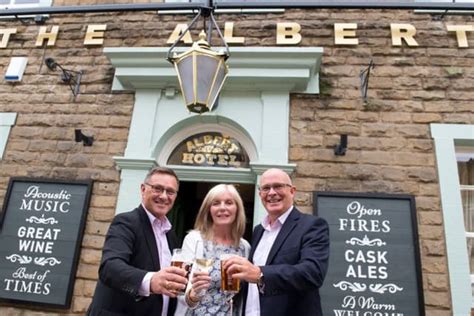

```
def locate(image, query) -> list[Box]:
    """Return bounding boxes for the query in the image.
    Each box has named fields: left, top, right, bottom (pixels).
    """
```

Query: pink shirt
left=139, top=205, right=172, bottom=316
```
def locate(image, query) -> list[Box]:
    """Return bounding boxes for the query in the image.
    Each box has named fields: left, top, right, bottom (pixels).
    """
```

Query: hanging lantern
left=168, top=31, right=229, bottom=114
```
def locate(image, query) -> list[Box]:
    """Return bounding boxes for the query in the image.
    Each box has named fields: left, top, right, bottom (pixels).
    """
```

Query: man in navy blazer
left=87, top=167, right=190, bottom=316
left=224, top=168, right=330, bottom=316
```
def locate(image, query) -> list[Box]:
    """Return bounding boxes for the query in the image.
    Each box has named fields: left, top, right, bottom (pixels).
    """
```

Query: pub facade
left=0, top=1, right=473, bottom=315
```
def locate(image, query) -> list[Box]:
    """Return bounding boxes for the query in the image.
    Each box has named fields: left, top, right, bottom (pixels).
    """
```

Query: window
left=0, top=0, right=52, bottom=19
left=457, top=148, right=474, bottom=305
left=0, top=0, right=51, bottom=10
left=415, top=0, right=474, bottom=14
left=0, top=0, right=40, bottom=8
left=431, top=124, right=474, bottom=315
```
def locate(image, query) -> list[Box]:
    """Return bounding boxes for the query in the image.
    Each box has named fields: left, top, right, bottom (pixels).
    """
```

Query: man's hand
left=222, top=256, right=261, bottom=283
left=150, top=266, right=187, bottom=297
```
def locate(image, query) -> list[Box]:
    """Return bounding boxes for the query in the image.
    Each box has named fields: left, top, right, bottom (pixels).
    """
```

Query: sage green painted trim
left=104, top=47, right=323, bottom=93
left=171, top=165, right=255, bottom=183
left=0, top=112, right=17, bottom=159
left=431, top=123, right=474, bottom=315
left=259, top=91, right=290, bottom=163
left=153, top=113, right=258, bottom=165
left=106, top=47, right=322, bottom=222
left=114, top=157, right=157, bottom=170
left=125, top=90, right=161, bottom=157
left=113, top=157, right=157, bottom=214
left=250, top=162, right=297, bottom=175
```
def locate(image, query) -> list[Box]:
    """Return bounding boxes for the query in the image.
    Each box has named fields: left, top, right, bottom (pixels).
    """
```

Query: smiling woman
left=174, top=183, right=251, bottom=316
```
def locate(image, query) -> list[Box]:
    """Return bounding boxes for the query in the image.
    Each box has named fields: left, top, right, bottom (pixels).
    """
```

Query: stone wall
left=0, top=6, right=473, bottom=315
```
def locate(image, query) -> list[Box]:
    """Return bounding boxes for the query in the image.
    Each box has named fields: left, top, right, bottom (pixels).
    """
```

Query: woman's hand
left=190, top=270, right=211, bottom=297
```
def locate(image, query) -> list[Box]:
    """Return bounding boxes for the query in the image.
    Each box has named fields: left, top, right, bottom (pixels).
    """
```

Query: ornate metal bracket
left=359, top=59, right=374, bottom=102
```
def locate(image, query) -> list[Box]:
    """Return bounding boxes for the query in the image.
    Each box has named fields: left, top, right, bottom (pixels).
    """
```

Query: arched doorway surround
left=154, top=115, right=258, bottom=166
left=105, top=47, right=323, bottom=225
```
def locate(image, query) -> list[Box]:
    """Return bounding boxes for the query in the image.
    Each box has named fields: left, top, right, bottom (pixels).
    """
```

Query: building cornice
left=104, top=47, right=323, bottom=94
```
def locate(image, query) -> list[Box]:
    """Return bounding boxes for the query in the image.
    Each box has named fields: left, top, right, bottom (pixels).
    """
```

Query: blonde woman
left=175, top=184, right=250, bottom=316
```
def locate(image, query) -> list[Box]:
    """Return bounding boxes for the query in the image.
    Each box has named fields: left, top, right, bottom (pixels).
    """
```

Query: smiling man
left=224, top=168, right=330, bottom=316
left=88, top=167, right=190, bottom=316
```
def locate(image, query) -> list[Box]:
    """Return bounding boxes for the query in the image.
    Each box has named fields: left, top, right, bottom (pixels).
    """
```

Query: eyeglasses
left=258, top=183, right=293, bottom=194
left=144, top=183, right=178, bottom=197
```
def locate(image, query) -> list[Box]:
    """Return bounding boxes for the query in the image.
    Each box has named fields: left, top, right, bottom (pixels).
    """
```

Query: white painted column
left=114, top=90, right=162, bottom=214
left=259, top=91, right=290, bottom=164
left=124, top=90, right=162, bottom=157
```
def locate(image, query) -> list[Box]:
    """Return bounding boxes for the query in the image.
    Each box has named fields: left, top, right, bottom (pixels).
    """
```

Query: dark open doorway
left=168, top=181, right=255, bottom=244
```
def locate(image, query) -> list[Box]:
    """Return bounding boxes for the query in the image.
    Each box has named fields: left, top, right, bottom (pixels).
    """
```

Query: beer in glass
left=220, top=254, right=240, bottom=293
left=170, top=248, right=192, bottom=295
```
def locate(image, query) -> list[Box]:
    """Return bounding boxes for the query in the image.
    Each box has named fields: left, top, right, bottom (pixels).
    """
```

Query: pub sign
left=167, top=131, right=249, bottom=168
left=315, top=192, right=424, bottom=316
left=0, top=178, right=92, bottom=308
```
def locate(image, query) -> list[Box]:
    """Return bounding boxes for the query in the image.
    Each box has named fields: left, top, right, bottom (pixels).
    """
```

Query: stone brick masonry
left=1, top=1, right=473, bottom=315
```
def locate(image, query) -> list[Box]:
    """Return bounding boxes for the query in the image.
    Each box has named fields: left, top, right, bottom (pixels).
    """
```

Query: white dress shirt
left=139, top=205, right=172, bottom=316
left=245, top=206, right=293, bottom=316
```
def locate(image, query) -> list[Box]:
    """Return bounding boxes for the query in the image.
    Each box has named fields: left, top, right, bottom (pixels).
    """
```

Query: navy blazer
left=247, top=207, right=330, bottom=316
left=87, top=205, right=179, bottom=316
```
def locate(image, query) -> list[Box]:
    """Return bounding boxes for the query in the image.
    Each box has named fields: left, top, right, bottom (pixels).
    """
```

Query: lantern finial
left=196, top=30, right=210, bottom=49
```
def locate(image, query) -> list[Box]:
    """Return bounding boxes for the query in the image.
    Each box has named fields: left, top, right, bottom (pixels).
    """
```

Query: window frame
left=459, top=158, right=474, bottom=307
left=0, top=0, right=51, bottom=11
left=415, top=0, right=474, bottom=14
left=431, top=123, right=474, bottom=315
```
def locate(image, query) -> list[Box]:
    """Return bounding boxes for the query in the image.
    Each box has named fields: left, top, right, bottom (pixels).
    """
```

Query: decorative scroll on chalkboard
left=314, top=192, right=424, bottom=316
left=0, top=178, right=92, bottom=308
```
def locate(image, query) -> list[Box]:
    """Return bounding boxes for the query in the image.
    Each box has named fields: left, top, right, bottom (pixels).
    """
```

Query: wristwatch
left=256, top=271, right=265, bottom=294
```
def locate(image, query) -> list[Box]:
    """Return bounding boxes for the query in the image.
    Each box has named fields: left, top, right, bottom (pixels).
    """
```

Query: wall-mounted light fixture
left=334, top=134, right=348, bottom=156
left=75, top=129, right=93, bottom=146
left=360, top=59, right=374, bottom=102
left=45, top=57, right=83, bottom=99
left=167, top=0, right=229, bottom=114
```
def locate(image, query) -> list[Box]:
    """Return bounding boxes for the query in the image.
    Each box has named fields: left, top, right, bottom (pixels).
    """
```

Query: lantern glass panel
left=208, top=60, right=226, bottom=110
left=177, top=55, right=195, bottom=105
left=196, top=55, right=219, bottom=105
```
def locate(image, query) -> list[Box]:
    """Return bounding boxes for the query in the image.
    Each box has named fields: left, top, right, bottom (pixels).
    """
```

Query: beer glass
left=220, top=253, right=240, bottom=315
left=171, top=248, right=193, bottom=295
left=220, top=253, right=240, bottom=293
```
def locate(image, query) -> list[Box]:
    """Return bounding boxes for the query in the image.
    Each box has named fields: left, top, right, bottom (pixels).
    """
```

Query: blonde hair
left=194, top=184, right=246, bottom=247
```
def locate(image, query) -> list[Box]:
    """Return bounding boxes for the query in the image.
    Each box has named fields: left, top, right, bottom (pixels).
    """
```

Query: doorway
left=168, top=181, right=255, bottom=244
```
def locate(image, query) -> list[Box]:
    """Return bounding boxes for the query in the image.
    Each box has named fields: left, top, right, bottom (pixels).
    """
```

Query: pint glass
left=220, top=253, right=240, bottom=293
left=171, top=248, right=192, bottom=295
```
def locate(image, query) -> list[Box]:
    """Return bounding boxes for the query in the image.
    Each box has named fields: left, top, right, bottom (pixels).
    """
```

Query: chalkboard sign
left=0, top=178, right=92, bottom=308
left=314, top=192, right=424, bottom=316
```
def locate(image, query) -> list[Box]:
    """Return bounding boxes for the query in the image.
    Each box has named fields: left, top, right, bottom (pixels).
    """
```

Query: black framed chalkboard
left=314, top=192, right=424, bottom=316
left=0, top=178, right=93, bottom=308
